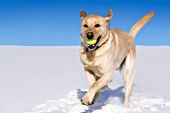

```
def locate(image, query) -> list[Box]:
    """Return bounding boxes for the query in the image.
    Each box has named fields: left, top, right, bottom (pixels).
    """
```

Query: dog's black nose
left=86, top=32, right=94, bottom=39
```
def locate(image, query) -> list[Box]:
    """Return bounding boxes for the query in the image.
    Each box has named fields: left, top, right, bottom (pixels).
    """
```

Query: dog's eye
left=95, top=24, right=101, bottom=28
left=84, top=24, right=88, bottom=28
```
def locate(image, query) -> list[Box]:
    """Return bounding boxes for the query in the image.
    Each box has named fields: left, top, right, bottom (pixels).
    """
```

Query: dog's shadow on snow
left=77, top=86, right=125, bottom=113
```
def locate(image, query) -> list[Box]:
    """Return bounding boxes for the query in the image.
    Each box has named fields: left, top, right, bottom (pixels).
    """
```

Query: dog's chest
left=80, top=50, right=113, bottom=75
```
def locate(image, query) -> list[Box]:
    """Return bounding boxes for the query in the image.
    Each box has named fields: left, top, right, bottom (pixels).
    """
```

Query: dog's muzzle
left=87, top=35, right=102, bottom=51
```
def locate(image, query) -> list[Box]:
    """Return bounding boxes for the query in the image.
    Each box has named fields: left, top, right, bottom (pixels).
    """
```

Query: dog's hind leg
left=120, top=48, right=136, bottom=107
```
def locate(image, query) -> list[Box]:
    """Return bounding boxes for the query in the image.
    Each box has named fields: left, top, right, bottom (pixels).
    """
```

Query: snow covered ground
left=0, top=46, right=170, bottom=113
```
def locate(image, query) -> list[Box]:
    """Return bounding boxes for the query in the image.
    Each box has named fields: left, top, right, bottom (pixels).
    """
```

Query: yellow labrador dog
left=79, top=10, right=154, bottom=106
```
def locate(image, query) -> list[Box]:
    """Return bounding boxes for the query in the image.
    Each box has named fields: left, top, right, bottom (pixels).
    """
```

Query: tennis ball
left=86, top=39, right=97, bottom=45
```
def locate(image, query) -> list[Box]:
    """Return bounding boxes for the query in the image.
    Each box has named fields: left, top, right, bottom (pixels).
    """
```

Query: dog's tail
left=129, top=11, right=155, bottom=39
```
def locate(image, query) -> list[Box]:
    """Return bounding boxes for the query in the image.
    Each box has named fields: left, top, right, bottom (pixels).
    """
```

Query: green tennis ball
left=86, top=39, right=97, bottom=45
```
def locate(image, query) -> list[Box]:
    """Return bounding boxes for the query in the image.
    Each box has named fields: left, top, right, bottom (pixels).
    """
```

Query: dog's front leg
left=81, top=69, right=97, bottom=105
left=84, top=69, right=96, bottom=87
left=81, top=70, right=113, bottom=105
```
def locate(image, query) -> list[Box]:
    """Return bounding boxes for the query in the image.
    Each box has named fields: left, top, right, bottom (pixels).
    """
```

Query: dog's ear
left=80, top=11, right=87, bottom=20
left=105, top=9, right=112, bottom=21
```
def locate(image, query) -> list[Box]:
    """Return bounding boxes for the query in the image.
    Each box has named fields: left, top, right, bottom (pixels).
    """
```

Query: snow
left=0, top=46, right=170, bottom=113
left=24, top=88, right=170, bottom=113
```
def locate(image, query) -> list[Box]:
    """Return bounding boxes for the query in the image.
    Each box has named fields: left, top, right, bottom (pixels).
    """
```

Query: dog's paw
left=81, top=91, right=95, bottom=105
left=81, top=97, right=93, bottom=105
left=124, top=99, right=130, bottom=107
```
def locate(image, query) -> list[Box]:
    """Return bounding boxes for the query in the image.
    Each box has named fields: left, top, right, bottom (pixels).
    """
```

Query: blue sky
left=0, top=0, right=169, bottom=46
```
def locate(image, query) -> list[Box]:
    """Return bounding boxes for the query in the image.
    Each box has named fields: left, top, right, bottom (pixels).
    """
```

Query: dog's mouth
left=87, top=35, right=102, bottom=51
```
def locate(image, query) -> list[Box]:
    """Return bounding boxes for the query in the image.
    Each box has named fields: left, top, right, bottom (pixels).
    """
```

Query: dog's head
left=80, top=10, right=112, bottom=51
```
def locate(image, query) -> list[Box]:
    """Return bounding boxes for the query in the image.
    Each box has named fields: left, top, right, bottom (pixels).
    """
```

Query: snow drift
left=25, top=88, right=170, bottom=113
